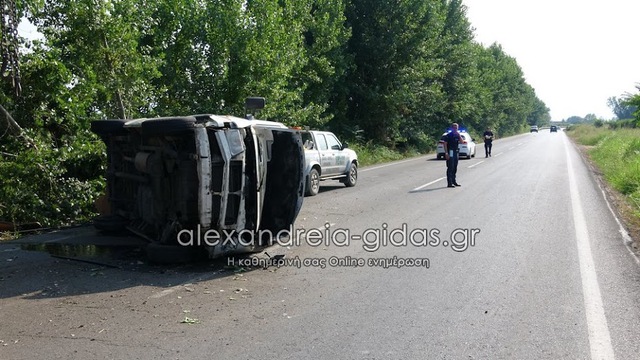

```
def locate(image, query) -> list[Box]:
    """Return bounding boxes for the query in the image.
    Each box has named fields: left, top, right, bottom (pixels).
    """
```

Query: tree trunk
left=0, top=103, right=37, bottom=149
left=0, top=103, right=22, bottom=135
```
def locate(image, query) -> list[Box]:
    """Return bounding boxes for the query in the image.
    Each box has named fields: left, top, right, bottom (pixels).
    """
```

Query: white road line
left=508, top=147, right=515, bottom=150
left=412, top=177, right=445, bottom=191
left=468, top=161, right=484, bottom=168
left=564, top=137, right=615, bottom=360
left=494, top=153, right=503, bottom=157
left=598, top=186, right=640, bottom=266
left=360, top=156, right=428, bottom=172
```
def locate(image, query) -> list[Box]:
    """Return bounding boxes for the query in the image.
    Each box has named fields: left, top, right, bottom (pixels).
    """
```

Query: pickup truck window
left=302, top=132, right=314, bottom=149
left=326, top=134, right=341, bottom=150
left=316, top=134, right=328, bottom=150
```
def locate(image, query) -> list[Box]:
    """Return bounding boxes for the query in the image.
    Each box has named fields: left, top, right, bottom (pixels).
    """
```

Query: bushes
left=567, top=124, right=609, bottom=146
left=349, top=141, right=419, bottom=167
left=0, top=130, right=106, bottom=227
left=608, top=119, right=637, bottom=129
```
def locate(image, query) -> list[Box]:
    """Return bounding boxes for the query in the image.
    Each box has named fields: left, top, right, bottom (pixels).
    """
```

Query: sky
left=463, top=0, right=640, bottom=121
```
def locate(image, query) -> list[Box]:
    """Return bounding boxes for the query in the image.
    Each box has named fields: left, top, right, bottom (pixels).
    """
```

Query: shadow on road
left=0, top=226, right=285, bottom=301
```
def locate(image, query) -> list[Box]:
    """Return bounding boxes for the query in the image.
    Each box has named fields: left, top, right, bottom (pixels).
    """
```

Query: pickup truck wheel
left=141, top=118, right=196, bottom=136
left=306, top=168, right=320, bottom=196
left=345, top=163, right=357, bottom=187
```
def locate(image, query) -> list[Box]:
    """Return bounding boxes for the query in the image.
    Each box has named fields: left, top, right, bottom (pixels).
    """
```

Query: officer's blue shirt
left=442, top=131, right=461, bottom=153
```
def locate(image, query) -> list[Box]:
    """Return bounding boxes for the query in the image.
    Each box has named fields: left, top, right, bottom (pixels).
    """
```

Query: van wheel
left=306, top=168, right=320, bottom=196
left=344, top=163, right=357, bottom=187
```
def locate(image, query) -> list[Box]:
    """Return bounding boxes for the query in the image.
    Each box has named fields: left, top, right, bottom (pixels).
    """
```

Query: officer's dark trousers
left=484, top=141, right=492, bottom=155
left=446, top=152, right=459, bottom=185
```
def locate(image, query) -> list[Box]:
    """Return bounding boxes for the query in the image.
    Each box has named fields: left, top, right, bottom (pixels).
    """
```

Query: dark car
left=90, top=98, right=305, bottom=262
left=550, top=125, right=558, bottom=132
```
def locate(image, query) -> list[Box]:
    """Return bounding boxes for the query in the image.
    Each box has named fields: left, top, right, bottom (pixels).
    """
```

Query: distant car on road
left=436, top=131, right=476, bottom=160
left=530, top=125, right=538, bottom=133
left=550, top=125, right=558, bottom=132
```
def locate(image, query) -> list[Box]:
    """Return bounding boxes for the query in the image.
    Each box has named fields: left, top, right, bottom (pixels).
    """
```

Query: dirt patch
left=574, top=143, right=640, bottom=254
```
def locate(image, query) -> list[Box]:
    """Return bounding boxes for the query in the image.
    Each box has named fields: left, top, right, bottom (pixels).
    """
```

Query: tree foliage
left=627, top=85, right=640, bottom=124
left=608, top=93, right=638, bottom=121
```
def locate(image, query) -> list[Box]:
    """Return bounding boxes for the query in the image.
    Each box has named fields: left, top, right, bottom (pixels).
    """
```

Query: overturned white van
left=90, top=98, right=305, bottom=262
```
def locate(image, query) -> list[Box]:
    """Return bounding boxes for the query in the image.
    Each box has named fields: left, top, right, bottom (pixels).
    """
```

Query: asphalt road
left=2, top=129, right=640, bottom=359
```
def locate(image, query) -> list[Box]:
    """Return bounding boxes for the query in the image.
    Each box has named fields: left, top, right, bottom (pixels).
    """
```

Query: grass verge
left=349, top=142, right=424, bottom=167
left=567, top=124, right=640, bottom=250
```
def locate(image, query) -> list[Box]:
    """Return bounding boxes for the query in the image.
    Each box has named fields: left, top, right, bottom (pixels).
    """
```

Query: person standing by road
left=442, top=123, right=465, bottom=188
left=483, top=127, right=494, bottom=157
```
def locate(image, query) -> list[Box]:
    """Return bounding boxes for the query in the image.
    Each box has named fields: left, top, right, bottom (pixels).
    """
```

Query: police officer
left=442, top=123, right=465, bottom=188
left=483, top=127, right=494, bottom=157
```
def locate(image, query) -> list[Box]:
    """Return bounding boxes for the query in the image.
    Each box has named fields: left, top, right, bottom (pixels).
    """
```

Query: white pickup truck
left=301, top=130, right=358, bottom=196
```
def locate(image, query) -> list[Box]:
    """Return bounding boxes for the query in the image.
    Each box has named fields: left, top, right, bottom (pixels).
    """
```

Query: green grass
left=567, top=124, right=640, bottom=217
left=567, top=124, right=610, bottom=146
